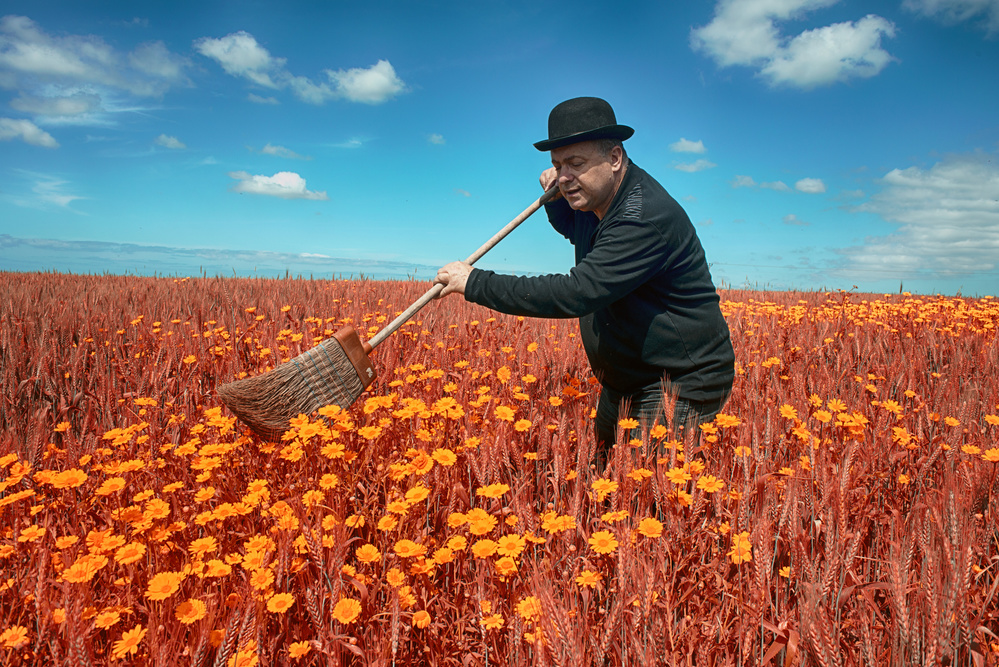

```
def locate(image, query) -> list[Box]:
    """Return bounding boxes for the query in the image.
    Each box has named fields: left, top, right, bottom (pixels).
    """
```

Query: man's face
left=550, top=141, right=624, bottom=219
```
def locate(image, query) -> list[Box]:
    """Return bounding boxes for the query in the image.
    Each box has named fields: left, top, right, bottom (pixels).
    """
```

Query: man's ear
left=610, top=145, right=625, bottom=171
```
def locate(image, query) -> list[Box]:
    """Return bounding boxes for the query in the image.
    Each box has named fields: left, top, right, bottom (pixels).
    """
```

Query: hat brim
left=534, top=124, right=634, bottom=152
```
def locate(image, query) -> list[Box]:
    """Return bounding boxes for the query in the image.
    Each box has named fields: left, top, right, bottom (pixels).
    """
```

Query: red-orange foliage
left=1, top=271, right=998, bottom=665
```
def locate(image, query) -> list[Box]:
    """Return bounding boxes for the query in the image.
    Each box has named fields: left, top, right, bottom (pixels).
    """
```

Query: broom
left=218, top=183, right=561, bottom=441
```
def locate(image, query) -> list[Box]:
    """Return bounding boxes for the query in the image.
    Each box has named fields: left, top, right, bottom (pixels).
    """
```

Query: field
left=1, top=271, right=998, bottom=666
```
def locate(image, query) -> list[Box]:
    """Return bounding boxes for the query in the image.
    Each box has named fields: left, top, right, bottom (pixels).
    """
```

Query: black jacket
left=464, top=163, right=734, bottom=404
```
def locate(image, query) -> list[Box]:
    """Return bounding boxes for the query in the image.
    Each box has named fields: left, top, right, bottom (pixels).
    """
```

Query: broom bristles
left=218, top=326, right=375, bottom=441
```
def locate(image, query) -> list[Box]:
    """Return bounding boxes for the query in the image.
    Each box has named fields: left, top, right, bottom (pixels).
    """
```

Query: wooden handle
left=366, top=184, right=560, bottom=350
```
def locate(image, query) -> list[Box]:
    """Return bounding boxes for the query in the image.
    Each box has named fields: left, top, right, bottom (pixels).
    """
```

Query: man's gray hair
left=596, top=138, right=626, bottom=158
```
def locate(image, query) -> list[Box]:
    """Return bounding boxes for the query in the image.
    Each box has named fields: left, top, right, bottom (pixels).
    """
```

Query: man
left=436, top=97, right=734, bottom=459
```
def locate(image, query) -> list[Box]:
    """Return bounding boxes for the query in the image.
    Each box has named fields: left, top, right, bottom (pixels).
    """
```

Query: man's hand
left=435, top=261, right=473, bottom=298
left=540, top=167, right=562, bottom=199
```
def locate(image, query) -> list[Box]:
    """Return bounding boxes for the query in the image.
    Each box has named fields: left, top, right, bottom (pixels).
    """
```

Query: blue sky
left=1, top=0, right=998, bottom=295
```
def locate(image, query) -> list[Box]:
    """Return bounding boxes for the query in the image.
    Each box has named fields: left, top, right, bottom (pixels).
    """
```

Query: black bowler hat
left=534, top=97, right=634, bottom=151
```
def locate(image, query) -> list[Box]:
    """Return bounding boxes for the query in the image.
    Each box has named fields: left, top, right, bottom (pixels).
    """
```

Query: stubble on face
left=550, top=141, right=624, bottom=219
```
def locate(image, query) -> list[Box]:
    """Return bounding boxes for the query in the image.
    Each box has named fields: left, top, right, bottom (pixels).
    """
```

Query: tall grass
left=1, top=272, right=997, bottom=665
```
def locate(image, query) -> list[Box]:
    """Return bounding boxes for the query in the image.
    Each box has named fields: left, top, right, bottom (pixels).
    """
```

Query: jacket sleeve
left=464, top=216, right=670, bottom=318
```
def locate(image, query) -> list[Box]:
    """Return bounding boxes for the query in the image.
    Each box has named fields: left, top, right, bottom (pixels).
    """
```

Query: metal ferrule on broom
left=218, top=184, right=561, bottom=441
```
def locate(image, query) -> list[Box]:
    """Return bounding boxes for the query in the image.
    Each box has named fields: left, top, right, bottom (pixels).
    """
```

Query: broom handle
left=366, top=183, right=561, bottom=351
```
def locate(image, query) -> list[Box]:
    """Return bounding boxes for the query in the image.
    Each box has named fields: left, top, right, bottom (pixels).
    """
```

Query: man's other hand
left=435, top=261, right=472, bottom=298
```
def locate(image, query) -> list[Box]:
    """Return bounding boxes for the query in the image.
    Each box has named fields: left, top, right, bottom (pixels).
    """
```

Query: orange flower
left=1, top=625, right=29, bottom=649
left=386, top=568, right=406, bottom=588
left=728, top=531, right=753, bottom=565
left=109, top=538, right=144, bottom=564
left=494, top=405, right=516, bottom=422
left=575, top=570, right=602, bottom=588
left=52, top=468, right=88, bottom=489
left=476, top=483, right=510, bottom=499
left=696, top=475, right=725, bottom=494
left=188, top=536, right=218, bottom=557
left=96, top=477, right=127, bottom=495
left=145, top=571, right=184, bottom=600
left=588, top=530, right=618, bottom=555
left=267, top=593, right=295, bottom=614
left=516, top=596, right=542, bottom=622
left=205, top=559, right=232, bottom=577
left=601, top=510, right=629, bottom=523
left=250, top=568, right=275, bottom=591
left=95, top=610, right=121, bottom=629
left=332, top=597, right=362, bottom=624
left=471, top=539, right=498, bottom=559
left=618, top=417, right=639, bottom=430
left=17, top=525, right=45, bottom=543
left=175, top=598, right=207, bottom=624
left=480, top=614, right=504, bottom=630
left=55, top=535, right=79, bottom=549
left=111, top=625, right=147, bottom=659
left=412, top=610, right=431, bottom=629
left=355, top=544, right=381, bottom=563
left=432, top=448, right=457, bottom=466
left=637, top=517, right=664, bottom=539
left=714, top=413, right=742, bottom=428
left=62, top=554, right=109, bottom=583
left=393, top=540, right=427, bottom=559
left=289, top=641, right=311, bottom=659
left=377, top=515, right=398, bottom=531
left=494, top=556, right=518, bottom=576
left=496, top=534, right=526, bottom=558
left=432, top=547, right=455, bottom=565
left=404, top=485, right=430, bottom=503
left=591, top=478, right=618, bottom=501
left=465, top=508, right=498, bottom=536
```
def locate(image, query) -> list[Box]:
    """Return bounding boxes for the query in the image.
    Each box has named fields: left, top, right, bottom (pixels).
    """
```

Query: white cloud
left=10, top=91, right=102, bottom=116
left=0, top=117, right=58, bottom=147
left=259, top=143, right=310, bottom=160
left=691, top=1, right=896, bottom=89
left=0, top=15, right=189, bottom=97
left=228, top=171, right=329, bottom=200
left=195, top=31, right=405, bottom=105
left=193, top=31, right=284, bottom=88
left=795, top=177, right=826, bottom=193
left=783, top=213, right=809, bottom=226
left=455, top=188, right=471, bottom=197
left=674, top=159, right=717, bottom=172
left=843, top=153, right=999, bottom=278
left=429, top=133, right=446, bottom=145
left=4, top=171, right=84, bottom=209
left=669, top=138, right=707, bottom=153
left=154, top=134, right=186, bottom=149
left=326, top=59, right=405, bottom=104
left=248, top=93, right=279, bottom=105
left=762, top=15, right=896, bottom=88
left=32, top=175, right=83, bottom=207
left=129, top=41, right=188, bottom=84
left=903, top=0, right=999, bottom=35
left=286, top=74, right=335, bottom=104
left=732, top=175, right=757, bottom=188
left=762, top=180, right=791, bottom=191
left=332, top=138, right=365, bottom=149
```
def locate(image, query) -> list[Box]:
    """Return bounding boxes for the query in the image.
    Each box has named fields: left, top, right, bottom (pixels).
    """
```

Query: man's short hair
left=595, top=138, right=625, bottom=158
